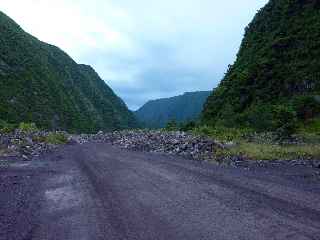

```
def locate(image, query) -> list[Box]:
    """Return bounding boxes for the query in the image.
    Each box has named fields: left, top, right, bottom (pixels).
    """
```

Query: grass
left=215, top=142, right=320, bottom=161
left=0, top=119, right=16, bottom=133
left=193, top=125, right=252, bottom=142
left=192, top=125, right=320, bottom=161
left=19, top=122, right=38, bottom=133
left=44, top=132, right=68, bottom=145
left=32, top=132, right=69, bottom=145
left=296, top=118, right=320, bottom=143
left=299, top=118, right=320, bottom=133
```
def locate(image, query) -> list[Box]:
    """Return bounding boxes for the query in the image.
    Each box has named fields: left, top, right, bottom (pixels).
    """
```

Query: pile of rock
left=75, top=130, right=320, bottom=168
left=0, top=129, right=224, bottom=162
left=2, top=129, right=319, bottom=168
left=0, top=130, right=65, bottom=161
left=77, top=130, right=223, bottom=161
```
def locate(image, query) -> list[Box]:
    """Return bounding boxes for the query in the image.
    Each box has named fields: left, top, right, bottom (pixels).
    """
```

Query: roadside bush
left=19, top=122, right=38, bottom=133
left=292, top=95, right=320, bottom=121
left=0, top=120, right=16, bottom=133
left=31, top=135, right=46, bottom=143
left=273, top=105, right=298, bottom=138
left=214, top=142, right=320, bottom=161
left=243, top=104, right=274, bottom=132
left=296, top=118, right=320, bottom=143
left=179, top=121, right=196, bottom=132
left=193, top=125, right=214, bottom=136
left=165, top=120, right=179, bottom=131
left=193, top=125, right=251, bottom=142
left=305, top=118, right=320, bottom=134
left=0, top=120, right=8, bottom=129
left=45, top=132, right=68, bottom=145
left=216, top=103, right=239, bottom=128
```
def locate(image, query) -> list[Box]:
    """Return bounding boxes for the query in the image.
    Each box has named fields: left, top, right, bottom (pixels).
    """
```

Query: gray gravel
left=1, top=143, right=320, bottom=240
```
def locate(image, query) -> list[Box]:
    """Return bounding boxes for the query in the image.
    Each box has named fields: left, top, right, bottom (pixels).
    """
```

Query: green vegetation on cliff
left=135, top=91, right=211, bottom=128
left=0, top=11, right=138, bottom=133
left=202, top=0, right=320, bottom=134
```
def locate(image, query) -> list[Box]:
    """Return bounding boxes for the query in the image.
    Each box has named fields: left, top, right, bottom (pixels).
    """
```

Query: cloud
left=0, top=0, right=268, bottom=110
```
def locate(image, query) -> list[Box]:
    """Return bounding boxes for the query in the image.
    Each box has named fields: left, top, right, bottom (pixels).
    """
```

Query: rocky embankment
left=78, top=130, right=224, bottom=161
left=0, top=130, right=225, bottom=162
left=1, top=130, right=319, bottom=168
left=76, top=131, right=320, bottom=168
left=0, top=130, right=66, bottom=161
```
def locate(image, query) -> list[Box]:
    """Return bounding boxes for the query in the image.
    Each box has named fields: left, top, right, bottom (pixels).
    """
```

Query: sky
left=0, top=0, right=268, bottom=110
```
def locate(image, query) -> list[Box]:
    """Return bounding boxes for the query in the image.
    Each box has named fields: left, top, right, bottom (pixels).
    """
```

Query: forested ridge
left=202, top=0, right=320, bottom=133
left=135, top=91, right=211, bottom=128
left=0, top=11, right=138, bottom=133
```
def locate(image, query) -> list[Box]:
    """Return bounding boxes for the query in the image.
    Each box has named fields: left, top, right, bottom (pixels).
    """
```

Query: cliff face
left=202, top=0, right=320, bottom=130
left=0, top=11, right=138, bottom=133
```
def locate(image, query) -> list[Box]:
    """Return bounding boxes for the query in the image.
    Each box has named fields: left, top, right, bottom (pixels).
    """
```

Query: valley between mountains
left=1, top=0, right=320, bottom=239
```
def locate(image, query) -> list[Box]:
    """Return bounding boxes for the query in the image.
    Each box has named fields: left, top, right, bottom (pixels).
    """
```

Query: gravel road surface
left=1, top=143, right=320, bottom=240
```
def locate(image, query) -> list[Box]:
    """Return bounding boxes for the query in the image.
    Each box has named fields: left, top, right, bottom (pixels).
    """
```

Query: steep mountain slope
left=135, top=91, right=211, bottom=128
left=0, top=11, right=138, bottom=133
left=202, top=0, right=320, bottom=131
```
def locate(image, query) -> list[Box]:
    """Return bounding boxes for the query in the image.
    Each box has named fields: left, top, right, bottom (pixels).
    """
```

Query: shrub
left=193, top=125, right=251, bottom=142
left=45, top=132, right=68, bottom=145
left=165, top=120, right=179, bottom=131
left=19, top=122, right=38, bottom=133
left=292, top=95, right=320, bottom=121
left=272, top=105, right=298, bottom=138
left=0, top=120, right=7, bottom=129
left=0, top=120, right=16, bottom=133
left=215, top=142, right=320, bottom=161
left=179, top=121, right=196, bottom=132
left=305, top=118, right=320, bottom=134
left=243, top=104, right=274, bottom=131
left=194, top=125, right=212, bottom=136
left=296, top=118, right=320, bottom=143
left=216, top=103, right=239, bottom=128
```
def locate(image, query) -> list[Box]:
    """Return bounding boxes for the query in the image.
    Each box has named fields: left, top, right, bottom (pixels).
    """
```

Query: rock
left=0, top=130, right=71, bottom=161
left=25, top=137, right=33, bottom=145
left=3, top=128, right=316, bottom=168
left=224, top=141, right=236, bottom=148
left=312, top=160, right=320, bottom=169
left=74, top=130, right=221, bottom=161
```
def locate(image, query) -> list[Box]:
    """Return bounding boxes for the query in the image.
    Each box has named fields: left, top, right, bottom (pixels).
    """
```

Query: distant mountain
left=202, top=0, right=320, bottom=131
left=135, top=91, right=212, bottom=128
left=0, top=11, right=138, bottom=133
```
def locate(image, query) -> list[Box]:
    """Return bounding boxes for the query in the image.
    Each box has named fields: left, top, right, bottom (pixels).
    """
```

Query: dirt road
left=1, top=143, right=320, bottom=240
